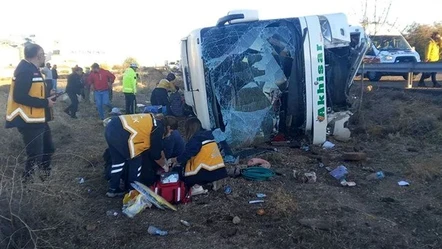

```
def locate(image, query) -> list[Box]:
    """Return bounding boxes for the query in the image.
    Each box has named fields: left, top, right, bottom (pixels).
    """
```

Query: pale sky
left=0, top=0, right=440, bottom=66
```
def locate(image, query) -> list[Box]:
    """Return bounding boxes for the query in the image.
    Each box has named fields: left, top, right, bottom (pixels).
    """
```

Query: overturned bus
left=180, top=10, right=368, bottom=148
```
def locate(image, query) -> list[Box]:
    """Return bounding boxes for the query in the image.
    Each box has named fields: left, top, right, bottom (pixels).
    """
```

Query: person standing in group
left=51, top=64, right=58, bottom=91
left=87, top=63, right=115, bottom=120
left=5, top=43, right=56, bottom=178
left=41, top=62, right=53, bottom=90
left=418, top=32, right=441, bottom=88
left=122, top=63, right=138, bottom=114
left=64, top=67, right=83, bottom=119
left=82, top=67, right=92, bottom=104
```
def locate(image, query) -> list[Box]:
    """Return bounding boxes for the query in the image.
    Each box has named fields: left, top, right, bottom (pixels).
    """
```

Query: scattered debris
left=322, top=141, right=335, bottom=149
left=293, top=170, right=317, bottom=183
left=381, top=197, right=396, bottom=203
left=298, top=218, right=335, bottom=231
left=256, top=209, right=266, bottom=216
left=241, top=167, right=275, bottom=181
left=232, top=216, right=241, bottom=224
left=406, top=147, right=419, bottom=152
left=86, top=224, right=97, bottom=231
left=77, top=177, right=85, bottom=184
left=147, top=226, right=168, bottom=236
left=224, top=186, right=232, bottom=194
left=122, top=190, right=153, bottom=218
left=222, top=228, right=238, bottom=238
left=304, top=172, right=317, bottom=183
left=247, top=158, right=271, bottom=169
left=180, top=220, right=191, bottom=227
left=366, top=171, right=385, bottom=180
left=301, top=145, right=310, bottom=151
left=249, top=200, right=265, bottom=204
left=106, top=210, right=119, bottom=217
left=256, top=193, right=267, bottom=198
left=362, top=166, right=376, bottom=172
left=343, top=152, right=367, bottom=161
left=340, top=179, right=356, bottom=187
left=398, top=181, right=410, bottom=186
left=330, top=165, right=348, bottom=180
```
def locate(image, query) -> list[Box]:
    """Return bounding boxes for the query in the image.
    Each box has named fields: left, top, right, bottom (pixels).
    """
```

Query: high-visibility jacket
left=157, top=79, right=175, bottom=92
left=184, top=139, right=225, bottom=177
left=6, top=60, right=53, bottom=128
left=122, top=67, right=137, bottom=94
left=425, top=38, right=440, bottom=62
left=119, top=114, right=157, bottom=158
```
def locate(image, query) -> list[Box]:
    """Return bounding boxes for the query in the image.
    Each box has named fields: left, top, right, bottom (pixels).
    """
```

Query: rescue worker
left=122, top=63, right=138, bottom=114
left=104, top=113, right=167, bottom=197
left=87, top=63, right=116, bottom=120
left=150, top=72, right=176, bottom=114
left=170, top=117, right=227, bottom=194
left=5, top=43, right=56, bottom=178
left=418, top=32, right=441, bottom=87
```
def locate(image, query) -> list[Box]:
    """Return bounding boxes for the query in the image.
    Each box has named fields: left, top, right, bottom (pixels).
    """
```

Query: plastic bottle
left=180, top=220, right=191, bottom=227
left=366, top=171, right=385, bottom=180
left=147, top=226, right=168, bottom=236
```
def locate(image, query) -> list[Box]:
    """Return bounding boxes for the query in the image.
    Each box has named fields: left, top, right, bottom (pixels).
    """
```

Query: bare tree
left=359, top=0, right=397, bottom=33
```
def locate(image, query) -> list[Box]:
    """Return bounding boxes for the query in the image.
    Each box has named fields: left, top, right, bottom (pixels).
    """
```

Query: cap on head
left=130, top=63, right=138, bottom=68
left=110, top=107, right=121, bottom=115
left=166, top=73, right=176, bottom=81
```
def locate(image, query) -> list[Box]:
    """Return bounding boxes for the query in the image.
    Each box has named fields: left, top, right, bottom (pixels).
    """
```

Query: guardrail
left=357, top=62, right=442, bottom=89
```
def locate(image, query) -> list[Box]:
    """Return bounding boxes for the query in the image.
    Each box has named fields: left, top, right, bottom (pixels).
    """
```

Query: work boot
left=64, top=108, right=70, bottom=116
left=433, top=82, right=441, bottom=88
left=417, top=81, right=426, bottom=87
left=71, top=113, right=78, bottom=119
left=106, top=188, right=126, bottom=198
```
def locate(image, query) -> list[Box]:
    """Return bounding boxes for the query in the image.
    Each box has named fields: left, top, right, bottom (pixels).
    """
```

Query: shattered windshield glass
left=200, top=19, right=304, bottom=147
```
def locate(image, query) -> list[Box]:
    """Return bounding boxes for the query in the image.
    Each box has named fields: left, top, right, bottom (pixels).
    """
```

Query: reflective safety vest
left=6, top=76, right=47, bottom=125
left=122, top=67, right=137, bottom=94
left=185, top=140, right=225, bottom=177
left=119, top=113, right=157, bottom=158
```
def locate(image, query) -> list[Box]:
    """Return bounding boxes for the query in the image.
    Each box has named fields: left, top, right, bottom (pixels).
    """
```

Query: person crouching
left=104, top=113, right=166, bottom=197
left=170, top=117, right=227, bottom=195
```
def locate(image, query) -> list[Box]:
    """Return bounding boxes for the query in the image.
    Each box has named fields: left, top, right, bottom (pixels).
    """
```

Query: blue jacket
left=163, top=130, right=185, bottom=159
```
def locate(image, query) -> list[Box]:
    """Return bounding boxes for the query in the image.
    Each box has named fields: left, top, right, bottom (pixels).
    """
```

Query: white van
left=180, top=10, right=367, bottom=147
left=357, top=24, right=420, bottom=81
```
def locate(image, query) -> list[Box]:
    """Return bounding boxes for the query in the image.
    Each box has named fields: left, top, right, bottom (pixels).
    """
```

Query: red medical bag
left=151, top=181, right=191, bottom=204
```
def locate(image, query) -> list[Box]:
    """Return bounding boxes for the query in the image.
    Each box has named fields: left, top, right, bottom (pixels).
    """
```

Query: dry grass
left=0, top=84, right=109, bottom=248
left=351, top=87, right=442, bottom=144
left=269, top=187, right=297, bottom=215
left=406, top=156, right=442, bottom=182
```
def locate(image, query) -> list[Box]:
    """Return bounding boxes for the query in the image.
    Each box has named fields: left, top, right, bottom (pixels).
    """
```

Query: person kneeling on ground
left=163, top=116, right=185, bottom=160
left=170, top=117, right=227, bottom=195
left=105, top=113, right=167, bottom=197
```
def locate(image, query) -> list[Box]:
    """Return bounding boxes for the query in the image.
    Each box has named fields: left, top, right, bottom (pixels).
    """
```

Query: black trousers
left=419, top=72, right=438, bottom=84
left=17, top=123, right=55, bottom=176
left=124, top=93, right=136, bottom=114
left=67, top=92, right=79, bottom=115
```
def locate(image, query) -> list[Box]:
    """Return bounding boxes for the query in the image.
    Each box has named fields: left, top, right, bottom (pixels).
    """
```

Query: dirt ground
left=1, top=76, right=442, bottom=249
